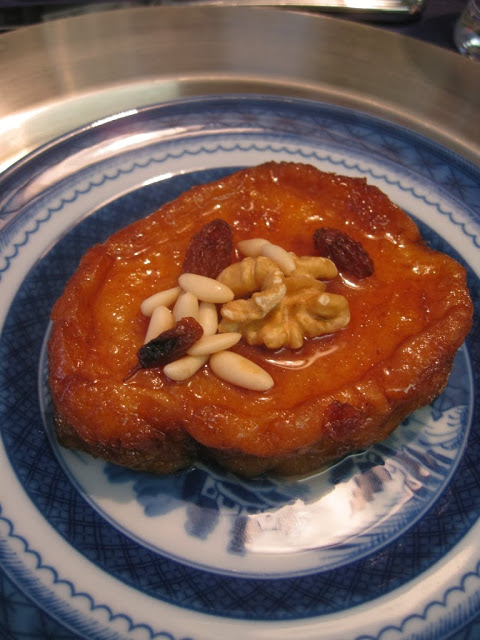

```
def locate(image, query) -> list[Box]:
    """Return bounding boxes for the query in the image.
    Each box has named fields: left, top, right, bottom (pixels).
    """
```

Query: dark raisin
left=313, top=227, right=374, bottom=279
left=124, top=317, right=203, bottom=381
left=323, top=400, right=365, bottom=443
left=182, top=219, right=233, bottom=279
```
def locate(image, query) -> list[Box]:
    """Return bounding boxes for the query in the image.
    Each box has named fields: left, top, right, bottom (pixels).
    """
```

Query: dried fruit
left=124, top=317, right=203, bottom=381
left=323, top=400, right=365, bottom=443
left=313, top=227, right=374, bottom=279
left=182, top=219, right=233, bottom=279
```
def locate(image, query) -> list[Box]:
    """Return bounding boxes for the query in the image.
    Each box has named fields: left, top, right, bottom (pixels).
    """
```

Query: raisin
left=323, top=400, right=365, bottom=443
left=182, top=219, right=233, bottom=279
left=124, top=317, right=203, bottom=381
left=313, top=227, right=374, bottom=279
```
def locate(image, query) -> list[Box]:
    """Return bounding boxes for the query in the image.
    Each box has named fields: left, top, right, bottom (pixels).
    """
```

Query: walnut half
left=217, top=246, right=350, bottom=349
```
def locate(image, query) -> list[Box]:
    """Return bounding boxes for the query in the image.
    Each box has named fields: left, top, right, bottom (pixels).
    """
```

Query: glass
left=454, top=0, right=480, bottom=60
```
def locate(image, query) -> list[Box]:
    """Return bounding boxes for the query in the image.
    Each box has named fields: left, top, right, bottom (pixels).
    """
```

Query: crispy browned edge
left=53, top=348, right=454, bottom=478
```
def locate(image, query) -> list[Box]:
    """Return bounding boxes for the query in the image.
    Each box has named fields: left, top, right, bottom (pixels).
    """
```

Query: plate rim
left=0, top=92, right=478, bottom=636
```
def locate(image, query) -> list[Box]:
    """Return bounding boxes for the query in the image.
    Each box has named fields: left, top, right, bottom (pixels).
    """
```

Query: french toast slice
left=48, top=162, right=473, bottom=477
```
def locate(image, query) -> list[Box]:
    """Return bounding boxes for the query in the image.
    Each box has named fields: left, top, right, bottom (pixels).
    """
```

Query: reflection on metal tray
left=0, top=0, right=425, bottom=31
left=156, top=0, right=425, bottom=20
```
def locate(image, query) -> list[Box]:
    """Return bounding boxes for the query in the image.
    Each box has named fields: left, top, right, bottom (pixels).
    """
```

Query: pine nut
left=163, top=355, right=208, bottom=381
left=143, top=305, right=174, bottom=344
left=140, top=286, right=181, bottom=317
left=173, top=290, right=199, bottom=321
left=178, top=273, right=234, bottom=304
left=187, top=332, right=241, bottom=356
left=209, top=351, right=274, bottom=391
left=261, top=243, right=296, bottom=275
left=198, top=301, right=219, bottom=336
left=237, top=238, right=270, bottom=257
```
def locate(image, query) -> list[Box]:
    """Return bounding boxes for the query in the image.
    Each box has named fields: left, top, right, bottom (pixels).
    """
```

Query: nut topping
left=209, top=351, right=274, bottom=392
left=133, top=223, right=352, bottom=388
left=178, top=272, right=234, bottom=304
left=218, top=249, right=349, bottom=349
left=217, top=256, right=287, bottom=321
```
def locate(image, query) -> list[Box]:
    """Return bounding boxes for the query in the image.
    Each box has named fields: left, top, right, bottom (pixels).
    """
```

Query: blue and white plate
left=0, top=96, right=479, bottom=640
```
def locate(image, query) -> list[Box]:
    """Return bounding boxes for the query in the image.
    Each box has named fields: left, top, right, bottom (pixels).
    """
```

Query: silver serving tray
left=0, top=5, right=479, bottom=175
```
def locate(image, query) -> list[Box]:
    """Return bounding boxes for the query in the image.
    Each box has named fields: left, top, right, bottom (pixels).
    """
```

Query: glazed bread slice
left=48, top=162, right=473, bottom=477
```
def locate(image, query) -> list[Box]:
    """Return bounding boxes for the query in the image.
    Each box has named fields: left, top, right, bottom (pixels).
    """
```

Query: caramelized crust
left=48, top=162, right=473, bottom=476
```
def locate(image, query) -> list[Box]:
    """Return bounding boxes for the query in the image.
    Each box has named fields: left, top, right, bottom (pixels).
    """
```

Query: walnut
left=292, top=255, right=338, bottom=279
left=217, top=250, right=350, bottom=349
left=217, top=256, right=286, bottom=320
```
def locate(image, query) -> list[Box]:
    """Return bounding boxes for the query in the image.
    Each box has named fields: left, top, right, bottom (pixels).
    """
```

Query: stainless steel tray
left=0, top=5, right=479, bottom=174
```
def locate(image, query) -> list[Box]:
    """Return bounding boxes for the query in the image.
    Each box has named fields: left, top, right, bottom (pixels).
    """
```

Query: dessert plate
left=0, top=95, right=479, bottom=639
